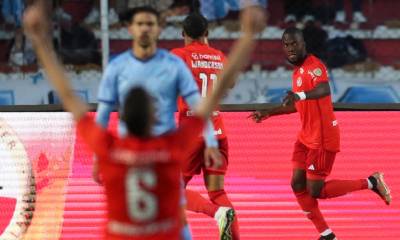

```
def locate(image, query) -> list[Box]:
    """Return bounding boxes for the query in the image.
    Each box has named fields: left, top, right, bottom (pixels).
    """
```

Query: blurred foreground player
left=23, top=1, right=266, bottom=239
left=171, top=13, right=240, bottom=240
left=94, top=6, right=221, bottom=239
left=249, top=27, right=392, bottom=240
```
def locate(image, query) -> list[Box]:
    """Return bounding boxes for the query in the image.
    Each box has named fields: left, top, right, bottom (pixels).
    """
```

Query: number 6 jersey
left=172, top=42, right=226, bottom=139
left=77, top=114, right=204, bottom=240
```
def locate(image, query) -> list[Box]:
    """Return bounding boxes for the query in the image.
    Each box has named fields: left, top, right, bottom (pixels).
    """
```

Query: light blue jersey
left=96, top=49, right=217, bottom=146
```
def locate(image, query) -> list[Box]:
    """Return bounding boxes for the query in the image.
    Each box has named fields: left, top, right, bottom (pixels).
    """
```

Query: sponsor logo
left=308, top=164, right=315, bottom=171
left=296, top=77, right=302, bottom=87
left=191, top=53, right=198, bottom=60
left=332, top=120, right=338, bottom=126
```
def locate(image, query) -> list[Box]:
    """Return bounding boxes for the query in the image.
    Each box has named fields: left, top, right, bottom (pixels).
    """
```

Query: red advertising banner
left=0, top=112, right=399, bottom=239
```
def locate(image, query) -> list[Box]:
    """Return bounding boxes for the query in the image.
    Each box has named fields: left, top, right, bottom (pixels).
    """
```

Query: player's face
left=129, top=12, right=160, bottom=48
left=282, top=33, right=306, bottom=65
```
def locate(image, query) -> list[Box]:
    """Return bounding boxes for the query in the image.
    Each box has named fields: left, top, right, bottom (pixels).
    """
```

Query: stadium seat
left=0, top=90, right=15, bottom=105
left=48, top=90, right=89, bottom=104
left=339, top=86, right=400, bottom=103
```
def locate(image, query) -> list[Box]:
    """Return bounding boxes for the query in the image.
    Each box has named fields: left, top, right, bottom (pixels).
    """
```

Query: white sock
left=367, top=178, right=373, bottom=189
left=321, top=228, right=333, bottom=236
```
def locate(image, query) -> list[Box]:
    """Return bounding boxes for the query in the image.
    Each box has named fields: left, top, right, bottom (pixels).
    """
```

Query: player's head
left=122, top=87, right=155, bottom=138
left=282, top=27, right=307, bottom=65
left=182, top=12, right=208, bottom=41
left=123, top=6, right=161, bottom=48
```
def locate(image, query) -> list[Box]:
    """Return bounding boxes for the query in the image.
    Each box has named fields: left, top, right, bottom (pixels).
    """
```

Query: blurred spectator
left=284, top=0, right=314, bottom=23
left=1, top=0, right=24, bottom=28
left=58, top=23, right=100, bottom=65
left=84, top=0, right=119, bottom=26
left=83, top=0, right=175, bottom=26
left=334, top=0, right=366, bottom=24
left=2, top=0, right=37, bottom=66
left=303, top=21, right=328, bottom=61
left=52, top=0, right=72, bottom=23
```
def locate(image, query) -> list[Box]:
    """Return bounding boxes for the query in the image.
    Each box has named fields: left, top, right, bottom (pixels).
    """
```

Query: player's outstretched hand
left=240, top=5, right=267, bottom=35
left=23, top=0, right=49, bottom=44
left=282, top=91, right=299, bottom=106
left=248, top=110, right=270, bottom=123
left=204, top=147, right=223, bottom=169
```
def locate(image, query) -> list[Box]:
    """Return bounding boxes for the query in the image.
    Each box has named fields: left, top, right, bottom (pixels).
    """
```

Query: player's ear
left=204, top=30, right=209, bottom=37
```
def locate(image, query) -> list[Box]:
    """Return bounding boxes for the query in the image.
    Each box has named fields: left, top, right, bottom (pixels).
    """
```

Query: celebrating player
left=93, top=5, right=222, bottom=239
left=171, top=13, right=240, bottom=240
left=23, top=1, right=265, bottom=239
left=249, top=27, right=392, bottom=240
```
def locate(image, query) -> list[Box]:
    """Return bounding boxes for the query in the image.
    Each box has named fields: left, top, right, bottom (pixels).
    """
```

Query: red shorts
left=182, top=138, right=228, bottom=179
left=291, top=140, right=336, bottom=180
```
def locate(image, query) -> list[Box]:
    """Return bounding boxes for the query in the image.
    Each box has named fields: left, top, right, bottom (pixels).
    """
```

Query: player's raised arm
left=195, top=6, right=266, bottom=118
left=23, top=1, right=88, bottom=120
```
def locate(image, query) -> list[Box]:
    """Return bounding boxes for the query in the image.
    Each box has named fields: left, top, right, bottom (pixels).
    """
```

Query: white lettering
left=110, top=149, right=170, bottom=165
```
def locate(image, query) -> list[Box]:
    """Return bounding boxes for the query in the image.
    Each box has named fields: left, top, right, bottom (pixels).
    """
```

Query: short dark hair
left=120, top=6, right=160, bottom=24
left=122, top=87, right=152, bottom=137
left=183, top=13, right=208, bottom=39
left=282, top=27, right=304, bottom=40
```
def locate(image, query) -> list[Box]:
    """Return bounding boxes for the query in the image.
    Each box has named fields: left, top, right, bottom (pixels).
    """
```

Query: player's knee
left=291, top=180, right=306, bottom=192
left=308, top=187, right=321, bottom=198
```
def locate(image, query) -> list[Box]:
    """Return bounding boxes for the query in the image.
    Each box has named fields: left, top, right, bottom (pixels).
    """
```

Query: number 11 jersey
left=171, top=42, right=226, bottom=139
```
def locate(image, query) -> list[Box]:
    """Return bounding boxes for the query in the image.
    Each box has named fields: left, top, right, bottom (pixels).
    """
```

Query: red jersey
left=171, top=41, right=226, bottom=139
left=292, top=55, right=340, bottom=152
left=77, top=115, right=204, bottom=240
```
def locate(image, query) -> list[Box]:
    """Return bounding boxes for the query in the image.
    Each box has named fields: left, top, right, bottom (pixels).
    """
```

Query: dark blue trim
left=98, top=99, right=116, bottom=105
left=129, top=49, right=160, bottom=63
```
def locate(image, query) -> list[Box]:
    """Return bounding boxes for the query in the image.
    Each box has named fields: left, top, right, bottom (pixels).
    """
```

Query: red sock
left=208, top=189, right=240, bottom=240
left=185, top=189, right=218, bottom=218
left=319, top=179, right=368, bottom=199
left=294, top=190, right=329, bottom=233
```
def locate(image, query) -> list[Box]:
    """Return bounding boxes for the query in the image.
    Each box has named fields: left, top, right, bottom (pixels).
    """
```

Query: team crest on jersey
left=296, top=77, right=302, bottom=87
left=300, top=67, right=304, bottom=74
left=313, top=68, right=322, bottom=77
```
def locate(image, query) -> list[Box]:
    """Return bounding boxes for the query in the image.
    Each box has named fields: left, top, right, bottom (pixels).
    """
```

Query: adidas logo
left=308, top=164, right=315, bottom=170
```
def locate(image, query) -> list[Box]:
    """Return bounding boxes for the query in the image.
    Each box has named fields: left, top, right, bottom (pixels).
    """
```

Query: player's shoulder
left=170, top=47, right=187, bottom=57
left=307, top=55, right=327, bottom=68
left=107, top=50, right=132, bottom=68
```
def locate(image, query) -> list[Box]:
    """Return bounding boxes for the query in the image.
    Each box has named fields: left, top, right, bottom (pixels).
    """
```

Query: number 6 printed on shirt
left=126, top=168, right=158, bottom=222
left=199, top=73, right=217, bottom=97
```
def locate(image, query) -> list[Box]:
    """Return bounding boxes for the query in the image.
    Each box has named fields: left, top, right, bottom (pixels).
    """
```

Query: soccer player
left=249, top=27, right=392, bottom=240
left=171, top=13, right=240, bottom=240
left=23, top=1, right=265, bottom=239
left=93, top=6, right=223, bottom=239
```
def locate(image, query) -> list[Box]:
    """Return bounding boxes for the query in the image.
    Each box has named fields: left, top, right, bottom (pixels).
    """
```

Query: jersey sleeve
left=77, top=114, right=113, bottom=159
left=176, top=57, right=200, bottom=101
left=311, top=60, right=329, bottom=85
left=97, top=63, right=119, bottom=106
left=170, top=48, right=185, bottom=60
